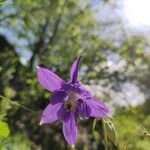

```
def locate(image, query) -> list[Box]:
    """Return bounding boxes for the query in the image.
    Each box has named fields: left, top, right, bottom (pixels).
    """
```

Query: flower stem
left=0, top=95, right=37, bottom=114
left=102, top=119, right=108, bottom=150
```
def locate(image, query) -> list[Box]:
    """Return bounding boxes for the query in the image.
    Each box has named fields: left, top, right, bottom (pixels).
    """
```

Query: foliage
left=0, top=121, right=10, bottom=137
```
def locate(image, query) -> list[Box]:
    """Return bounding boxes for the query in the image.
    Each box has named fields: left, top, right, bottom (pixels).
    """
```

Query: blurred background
left=0, top=0, right=150, bottom=149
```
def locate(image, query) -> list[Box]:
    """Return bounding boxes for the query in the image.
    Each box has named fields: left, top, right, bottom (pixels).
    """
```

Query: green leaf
left=105, top=119, right=117, bottom=145
left=0, top=121, right=10, bottom=137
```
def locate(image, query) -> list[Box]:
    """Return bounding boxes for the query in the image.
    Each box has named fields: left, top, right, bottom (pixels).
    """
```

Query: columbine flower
left=37, top=54, right=109, bottom=146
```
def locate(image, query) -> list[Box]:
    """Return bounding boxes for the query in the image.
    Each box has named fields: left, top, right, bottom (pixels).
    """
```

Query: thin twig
left=0, top=95, right=38, bottom=114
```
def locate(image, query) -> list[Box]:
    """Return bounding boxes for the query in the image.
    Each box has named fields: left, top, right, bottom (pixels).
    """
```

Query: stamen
left=64, top=91, right=78, bottom=111
left=64, top=101, right=73, bottom=111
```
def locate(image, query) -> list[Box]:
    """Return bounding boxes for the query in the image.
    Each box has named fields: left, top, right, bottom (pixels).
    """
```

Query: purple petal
left=63, top=111, right=77, bottom=146
left=51, top=91, right=67, bottom=104
left=85, top=98, right=109, bottom=118
left=40, top=102, right=63, bottom=124
left=37, top=66, right=65, bottom=92
left=77, top=99, right=91, bottom=119
left=57, top=105, right=70, bottom=122
left=78, top=82, right=92, bottom=98
left=70, top=54, right=85, bottom=83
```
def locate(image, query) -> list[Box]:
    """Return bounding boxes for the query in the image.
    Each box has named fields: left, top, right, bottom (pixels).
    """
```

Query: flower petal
left=77, top=99, right=91, bottom=119
left=57, top=105, right=70, bottom=122
left=40, top=102, right=63, bottom=124
left=70, top=54, right=85, bottom=83
left=85, top=98, right=109, bottom=118
left=62, top=111, right=77, bottom=146
left=37, top=66, right=65, bottom=92
left=78, top=82, right=92, bottom=98
left=51, top=91, right=67, bottom=104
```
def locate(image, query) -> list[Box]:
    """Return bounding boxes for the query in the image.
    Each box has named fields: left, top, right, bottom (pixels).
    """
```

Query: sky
left=123, top=0, right=150, bottom=28
left=93, top=0, right=150, bottom=34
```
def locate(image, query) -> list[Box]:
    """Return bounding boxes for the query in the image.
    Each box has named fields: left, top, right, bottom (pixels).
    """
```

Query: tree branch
left=47, top=0, right=68, bottom=45
left=29, top=17, right=49, bottom=69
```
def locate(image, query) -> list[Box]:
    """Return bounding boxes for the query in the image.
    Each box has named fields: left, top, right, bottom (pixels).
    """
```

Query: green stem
left=0, top=95, right=37, bottom=114
left=121, top=132, right=150, bottom=150
left=102, top=119, right=108, bottom=150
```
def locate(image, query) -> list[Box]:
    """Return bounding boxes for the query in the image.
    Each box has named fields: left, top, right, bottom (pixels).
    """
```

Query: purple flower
left=37, top=54, right=109, bottom=146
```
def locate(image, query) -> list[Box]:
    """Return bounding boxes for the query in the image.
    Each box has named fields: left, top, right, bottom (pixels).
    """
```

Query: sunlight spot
left=124, top=0, right=150, bottom=27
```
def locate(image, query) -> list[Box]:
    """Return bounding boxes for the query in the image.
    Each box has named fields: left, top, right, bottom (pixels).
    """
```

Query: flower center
left=64, top=101, right=74, bottom=111
left=64, top=91, right=78, bottom=111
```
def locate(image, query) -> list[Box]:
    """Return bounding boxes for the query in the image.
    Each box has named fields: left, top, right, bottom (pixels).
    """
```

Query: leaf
left=0, top=121, right=10, bottom=137
left=105, top=119, right=117, bottom=145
